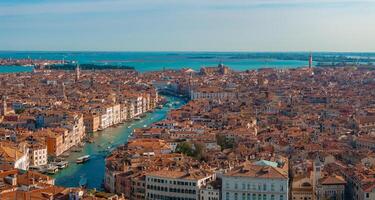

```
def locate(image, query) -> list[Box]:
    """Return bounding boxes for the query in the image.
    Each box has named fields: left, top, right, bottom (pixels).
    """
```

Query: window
left=235, top=183, right=238, bottom=189
left=366, top=193, right=369, bottom=198
left=263, top=184, right=267, bottom=191
left=226, top=182, right=230, bottom=189
left=243, top=183, right=246, bottom=190
left=226, top=192, right=230, bottom=200
left=235, top=193, right=238, bottom=200
left=280, top=195, right=284, bottom=200
left=271, top=195, right=275, bottom=200
left=263, top=194, right=266, bottom=200
left=271, top=183, right=275, bottom=191
left=242, top=193, right=246, bottom=200
left=280, top=185, right=284, bottom=192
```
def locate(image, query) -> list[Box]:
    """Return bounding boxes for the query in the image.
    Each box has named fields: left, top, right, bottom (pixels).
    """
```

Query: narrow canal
left=53, top=95, right=186, bottom=189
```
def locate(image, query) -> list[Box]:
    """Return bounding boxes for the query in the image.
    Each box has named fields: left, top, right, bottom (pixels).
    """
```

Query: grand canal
left=53, top=95, right=186, bottom=189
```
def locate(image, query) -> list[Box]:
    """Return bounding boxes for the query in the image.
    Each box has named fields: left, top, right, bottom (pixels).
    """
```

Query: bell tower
left=75, top=64, right=80, bottom=82
left=0, top=96, right=7, bottom=116
left=312, top=156, right=322, bottom=192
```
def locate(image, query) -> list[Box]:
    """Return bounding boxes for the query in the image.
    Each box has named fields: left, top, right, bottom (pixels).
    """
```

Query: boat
left=29, top=166, right=42, bottom=172
left=157, top=105, right=163, bottom=109
left=47, top=165, right=59, bottom=174
left=56, top=161, right=69, bottom=169
left=76, top=155, right=90, bottom=164
left=38, top=167, right=48, bottom=174
left=134, top=117, right=141, bottom=120
left=143, top=125, right=147, bottom=127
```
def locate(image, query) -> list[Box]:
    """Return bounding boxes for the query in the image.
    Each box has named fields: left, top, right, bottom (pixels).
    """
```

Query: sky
left=0, top=0, right=375, bottom=52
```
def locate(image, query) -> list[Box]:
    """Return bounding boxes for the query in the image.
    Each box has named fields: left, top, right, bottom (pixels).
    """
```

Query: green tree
left=216, top=134, right=235, bottom=150
left=175, top=142, right=194, bottom=156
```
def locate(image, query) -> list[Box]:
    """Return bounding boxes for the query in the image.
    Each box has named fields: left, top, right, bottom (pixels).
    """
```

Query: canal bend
left=53, top=95, right=186, bottom=189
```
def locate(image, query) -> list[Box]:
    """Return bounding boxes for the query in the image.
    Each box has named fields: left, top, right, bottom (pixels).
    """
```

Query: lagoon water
left=0, top=65, right=33, bottom=73
left=0, top=51, right=308, bottom=73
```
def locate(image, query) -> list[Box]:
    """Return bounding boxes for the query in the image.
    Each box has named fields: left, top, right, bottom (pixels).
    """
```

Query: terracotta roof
left=319, top=175, right=346, bottom=185
left=225, top=163, right=288, bottom=180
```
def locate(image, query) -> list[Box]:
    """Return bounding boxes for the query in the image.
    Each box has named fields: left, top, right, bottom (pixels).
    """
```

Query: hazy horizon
left=1, top=0, right=375, bottom=52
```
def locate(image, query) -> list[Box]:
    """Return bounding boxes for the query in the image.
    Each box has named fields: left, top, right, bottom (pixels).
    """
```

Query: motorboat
left=47, top=165, right=59, bottom=174
left=76, top=155, right=90, bottom=164
left=56, top=161, right=69, bottom=169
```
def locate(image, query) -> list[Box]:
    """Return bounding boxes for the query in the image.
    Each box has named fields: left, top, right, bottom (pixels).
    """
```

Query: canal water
left=53, top=95, right=186, bottom=189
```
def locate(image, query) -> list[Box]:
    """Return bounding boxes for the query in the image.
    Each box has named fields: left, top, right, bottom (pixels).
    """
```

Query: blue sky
left=0, top=0, right=374, bottom=52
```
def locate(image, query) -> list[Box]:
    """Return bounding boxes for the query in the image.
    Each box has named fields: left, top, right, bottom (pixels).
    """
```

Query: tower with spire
left=309, top=52, right=313, bottom=69
left=75, top=63, right=80, bottom=82
left=61, top=82, right=67, bottom=101
left=0, top=96, right=7, bottom=116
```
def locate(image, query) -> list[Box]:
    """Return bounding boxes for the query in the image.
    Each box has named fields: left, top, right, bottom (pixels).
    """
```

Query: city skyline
left=1, top=0, right=375, bottom=52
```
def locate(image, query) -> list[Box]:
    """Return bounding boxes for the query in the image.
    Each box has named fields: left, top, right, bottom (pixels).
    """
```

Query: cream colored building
left=222, top=160, right=289, bottom=200
left=145, top=169, right=215, bottom=200
left=29, top=144, right=48, bottom=166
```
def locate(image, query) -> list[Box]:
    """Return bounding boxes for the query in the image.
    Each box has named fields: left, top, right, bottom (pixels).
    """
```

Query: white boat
left=47, top=165, right=59, bottom=174
left=56, top=161, right=69, bottom=169
left=76, top=155, right=90, bottom=164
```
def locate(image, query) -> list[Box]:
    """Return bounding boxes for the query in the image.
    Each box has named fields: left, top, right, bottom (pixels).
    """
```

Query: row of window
left=147, top=185, right=196, bottom=194
left=225, top=193, right=284, bottom=200
left=146, top=193, right=195, bottom=200
left=225, top=182, right=284, bottom=192
left=147, top=178, right=196, bottom=186
left=201, top=197, right=218, bottom=200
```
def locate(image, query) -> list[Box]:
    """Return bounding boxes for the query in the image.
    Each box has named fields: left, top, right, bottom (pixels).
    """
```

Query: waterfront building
left=113, top=104, right=121, bottom=125
left=127, top=101, right=135, bottom=119
left=28, top=142, right=48, bottom=167
left=83, top=113, right=100, bottom=133
left=221, top=160, right=289, bottom=200
left=120, top=103, right=128, bottom=122
left=39, top=128, right=66, bottom=156
left=145, top=169, right=215, bottom=200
